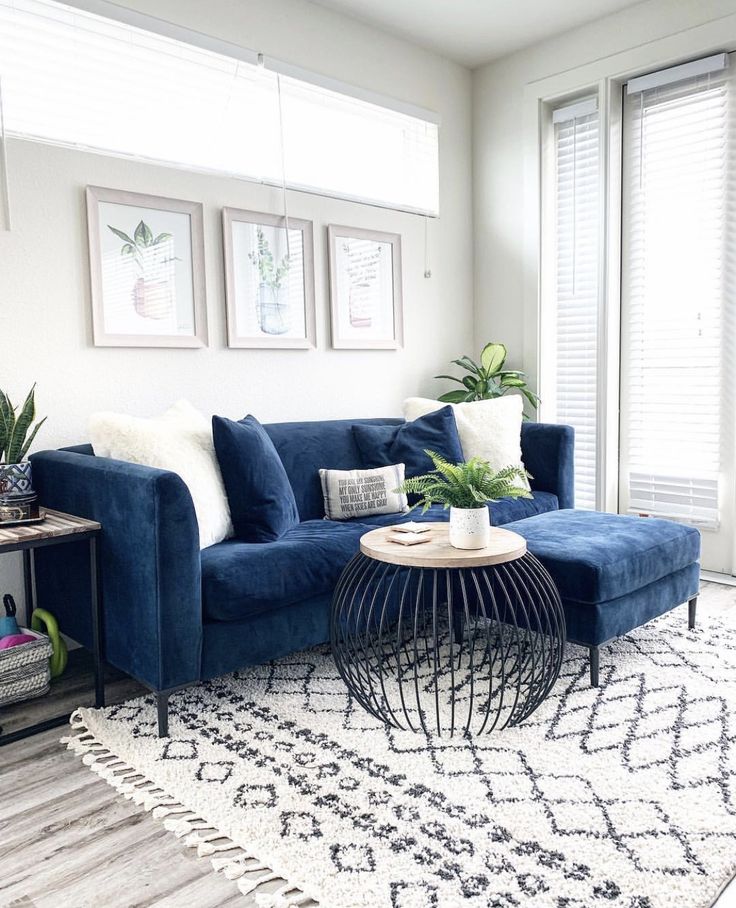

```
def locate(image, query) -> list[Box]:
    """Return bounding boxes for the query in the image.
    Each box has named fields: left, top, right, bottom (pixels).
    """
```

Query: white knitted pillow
left=403, top=396, right=528, bottom=487
left=89, top=400, right=233, bottom=549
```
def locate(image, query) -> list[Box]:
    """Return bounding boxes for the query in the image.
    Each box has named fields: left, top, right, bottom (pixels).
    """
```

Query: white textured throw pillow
left=403, top=396, right=528, bottom=486
left=89, top=400, right=233, bottom=549
left=320, top=464, right=409, bottom=520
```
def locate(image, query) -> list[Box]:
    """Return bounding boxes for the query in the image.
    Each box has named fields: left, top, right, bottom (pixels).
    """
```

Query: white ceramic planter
left=449, top=506, right=491, bottom=550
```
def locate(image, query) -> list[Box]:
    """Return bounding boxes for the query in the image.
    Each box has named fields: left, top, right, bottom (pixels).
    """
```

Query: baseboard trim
left=701, top=570, right=736, bottom=587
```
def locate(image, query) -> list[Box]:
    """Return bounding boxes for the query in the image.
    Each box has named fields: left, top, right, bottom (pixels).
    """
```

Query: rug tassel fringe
left=255, top=882, right=313, bottom=907
left=239, top=871, right=280, bottom=895
left=63, top=718, right=314, bottom=906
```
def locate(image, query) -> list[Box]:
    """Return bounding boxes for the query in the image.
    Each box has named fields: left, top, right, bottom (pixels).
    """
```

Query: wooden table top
left=0, top=509, right=101, bottom=549
left=360, top=522, right=527, bottom=568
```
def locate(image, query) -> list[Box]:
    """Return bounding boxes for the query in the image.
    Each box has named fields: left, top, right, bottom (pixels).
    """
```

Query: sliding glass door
left=619, top=57, right=735, bottom=571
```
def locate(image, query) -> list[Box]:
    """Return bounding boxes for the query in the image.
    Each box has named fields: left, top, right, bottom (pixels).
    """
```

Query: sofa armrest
left=520, top=423, right=575, bottom=510
left=30, top=449, right=202, bottom=691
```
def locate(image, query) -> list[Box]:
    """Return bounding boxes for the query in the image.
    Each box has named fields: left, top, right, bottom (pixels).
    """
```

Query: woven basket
left=0, top=628, right=53, bottom=707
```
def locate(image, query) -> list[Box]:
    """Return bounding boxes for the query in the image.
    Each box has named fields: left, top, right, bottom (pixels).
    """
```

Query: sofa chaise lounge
left=30, top=416, right=699, bottom=735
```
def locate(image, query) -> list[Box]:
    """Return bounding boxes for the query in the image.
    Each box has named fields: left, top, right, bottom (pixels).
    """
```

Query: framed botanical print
left=86, top=186, right=207, bottom=347
left=222, top=208, right=316, bottom=349
left=327, top=225, right=403, bottom=350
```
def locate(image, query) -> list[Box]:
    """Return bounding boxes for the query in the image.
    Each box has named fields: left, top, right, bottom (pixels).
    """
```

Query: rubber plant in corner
left=435, top=342, right=540, bottom=415
left=397, top=451, right=531, bottom=550
left=0, top=384, right=46, bottom=498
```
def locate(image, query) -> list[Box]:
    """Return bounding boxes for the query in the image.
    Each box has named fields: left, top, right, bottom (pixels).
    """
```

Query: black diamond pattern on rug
left=88, top=611, right=736, bottom=907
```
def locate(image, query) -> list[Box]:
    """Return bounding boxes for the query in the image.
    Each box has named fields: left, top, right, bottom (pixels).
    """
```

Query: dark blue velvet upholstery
left=213, top=414, right=299, bottom=542
left=520, top=423, right=575, bottom=510
left=263, top=418, right=402, bottom=521
left=349, top=492, right=559, bottom=527
left=562, top=564, right=700, bottom=646
left=30, top=449, right=201, bottom=691
left=29, top=419, right=577, bottom=695
left=506, top=510, right=700, bottom=603
left=353, top=406, right=463, bottom=478
left=201, top=592, right=332, bottom=680
left=202, top=520, right=368, bottom=622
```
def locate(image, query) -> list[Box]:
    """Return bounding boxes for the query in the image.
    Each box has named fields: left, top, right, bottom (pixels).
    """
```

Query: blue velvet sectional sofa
left=30, top=419, right=573, bottom=734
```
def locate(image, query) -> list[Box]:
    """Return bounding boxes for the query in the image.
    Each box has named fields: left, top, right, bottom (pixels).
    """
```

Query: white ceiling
left=306, top=0, right=645, bottom=67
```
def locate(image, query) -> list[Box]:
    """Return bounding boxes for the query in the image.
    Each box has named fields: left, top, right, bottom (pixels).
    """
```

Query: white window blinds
left=0, top=0, right=439, bottom=215
left=547, top=98, right=601, bottom=510
left=621, top=55, right=732, bottom=529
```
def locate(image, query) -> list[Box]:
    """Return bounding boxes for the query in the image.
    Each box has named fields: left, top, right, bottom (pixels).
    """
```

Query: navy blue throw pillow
left=352, top=406, right=464, bottom=478
left=213, top=415, right=299, bottom=542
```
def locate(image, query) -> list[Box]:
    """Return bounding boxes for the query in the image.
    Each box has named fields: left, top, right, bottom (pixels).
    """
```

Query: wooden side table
left=331, top=522, right=566, bottom=737
left=0, top=509, right=103, bottom=745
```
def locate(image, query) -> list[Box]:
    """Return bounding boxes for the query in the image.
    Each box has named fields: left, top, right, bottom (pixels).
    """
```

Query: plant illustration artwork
left=342, top=240, right=382, bottom=328
left=108, top=220, right=177, bottom=320
left=248, top=226, right=291, bottom=335
left=328, top=226, right=403, bottom=350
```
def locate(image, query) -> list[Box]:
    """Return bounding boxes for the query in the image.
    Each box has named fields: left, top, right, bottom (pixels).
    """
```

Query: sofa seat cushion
left=505, top=509, right=701, bottom=604
left=201, top=520, right=368, bottom=622
left=349, top=491, right=559, bottom=528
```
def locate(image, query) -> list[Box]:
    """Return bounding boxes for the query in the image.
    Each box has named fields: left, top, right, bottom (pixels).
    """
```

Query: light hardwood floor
left=1, top=583, right=735, bottom=907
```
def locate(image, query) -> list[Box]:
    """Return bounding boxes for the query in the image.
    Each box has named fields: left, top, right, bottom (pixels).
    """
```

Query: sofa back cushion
left=213, top=415, right=299, bottom=542
left=263, top=418, right=402, bottom=521
left=353, top=406, right=463, bottom=478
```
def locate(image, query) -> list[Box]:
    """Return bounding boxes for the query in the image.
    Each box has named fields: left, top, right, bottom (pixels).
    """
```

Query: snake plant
left=0, top=385, right=47, bottom=463
left=397, top=450, right=532, bottom=513
left=435, top=342, right=540, bottom=414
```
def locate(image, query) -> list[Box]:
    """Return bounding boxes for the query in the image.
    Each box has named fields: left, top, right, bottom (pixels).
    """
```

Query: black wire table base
left=330, top=551, right=566, bottom=737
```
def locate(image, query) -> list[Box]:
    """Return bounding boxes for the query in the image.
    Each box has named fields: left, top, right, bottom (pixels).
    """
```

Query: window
left=0, top=0, right=439, bottom=215
left=620, top=55, right=733, bottom=529
left=543, top=98, right=601, bottom=509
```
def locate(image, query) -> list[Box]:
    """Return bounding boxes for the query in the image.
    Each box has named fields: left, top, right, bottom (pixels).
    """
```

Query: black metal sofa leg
left=156, top=692, right=170, bottom=738
left=589, top=646, right=600, bottom=688
left=688, top=596, right=698, bottom=630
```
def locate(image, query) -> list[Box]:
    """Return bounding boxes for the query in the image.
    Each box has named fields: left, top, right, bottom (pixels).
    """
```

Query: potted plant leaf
left=248, top=226, right=291, bottom=336
left=0, top=385, right=46, bottom=522
left=397, top=450, right=531, bottom=549
left=108, top=220, right=176, bottom=320
left=435, top=342, right=540, bottom=416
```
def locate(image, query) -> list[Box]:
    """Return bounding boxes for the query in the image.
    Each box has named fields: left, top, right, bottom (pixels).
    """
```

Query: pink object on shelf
left=0, top=633, right=36, bottom=650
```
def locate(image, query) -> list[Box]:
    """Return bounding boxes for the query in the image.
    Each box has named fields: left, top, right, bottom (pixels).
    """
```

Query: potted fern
left=0, top=385, right=46, bottom=514
left=398, top=451, right=531, bottom=550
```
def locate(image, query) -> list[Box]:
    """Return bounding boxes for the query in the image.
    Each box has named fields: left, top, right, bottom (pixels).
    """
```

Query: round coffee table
left=330, top=522, right=565, bottom=737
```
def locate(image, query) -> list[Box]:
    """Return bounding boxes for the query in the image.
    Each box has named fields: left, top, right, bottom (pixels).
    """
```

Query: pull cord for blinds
left=0, top=75, right=11, bottom=230
left=639, top=90, right=644, bottom=190
left=572, top=116, right=577, bottom=297
left=258, top=52, right=291, bottom=260
left=424, top=215, right=431, bottom=278
left=275, top=70, right=291, bottom=261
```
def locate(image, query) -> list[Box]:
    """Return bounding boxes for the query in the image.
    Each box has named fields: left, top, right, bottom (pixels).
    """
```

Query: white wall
left=0, top=0, right=473, bottom=616
left=472, top=0, right=736, bottom=379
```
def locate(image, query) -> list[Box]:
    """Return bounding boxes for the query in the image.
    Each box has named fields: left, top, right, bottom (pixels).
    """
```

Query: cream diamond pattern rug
left=66, top=611, right=736, bottom=908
